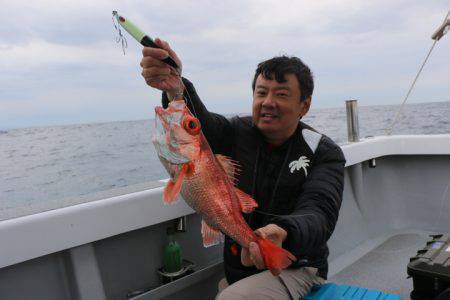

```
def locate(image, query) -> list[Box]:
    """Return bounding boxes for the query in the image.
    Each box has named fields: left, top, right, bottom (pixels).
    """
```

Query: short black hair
left=252, top=56, right=314, bottom=102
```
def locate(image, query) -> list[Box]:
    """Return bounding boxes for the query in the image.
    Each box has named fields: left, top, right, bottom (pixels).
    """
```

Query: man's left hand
left=241, top=224, right=287, bottom=275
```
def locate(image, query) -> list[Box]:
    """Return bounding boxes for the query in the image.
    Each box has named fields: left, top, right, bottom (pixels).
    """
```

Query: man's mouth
left=260, top=113, right=278, bottom=120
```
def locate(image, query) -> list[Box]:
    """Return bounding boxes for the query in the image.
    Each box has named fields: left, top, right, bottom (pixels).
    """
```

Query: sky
left=0, top=0, right=449, bottom=130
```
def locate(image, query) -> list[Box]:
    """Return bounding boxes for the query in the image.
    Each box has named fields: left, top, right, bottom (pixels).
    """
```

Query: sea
left=1, top=101, right=450, bottom=220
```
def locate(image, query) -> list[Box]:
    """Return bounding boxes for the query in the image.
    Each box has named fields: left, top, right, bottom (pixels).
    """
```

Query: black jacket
left=162, top=78, right=346, bottom=284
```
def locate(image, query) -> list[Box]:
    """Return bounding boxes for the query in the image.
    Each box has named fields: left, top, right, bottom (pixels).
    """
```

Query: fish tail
left=256, top=238, right=296, bottom=275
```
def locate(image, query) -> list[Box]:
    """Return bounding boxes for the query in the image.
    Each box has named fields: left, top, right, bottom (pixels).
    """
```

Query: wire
left=384, top=40, right=438, bottom=135
left=384, top=9, right=450, bottom=135
left=171, top=68, right=199, bottom=119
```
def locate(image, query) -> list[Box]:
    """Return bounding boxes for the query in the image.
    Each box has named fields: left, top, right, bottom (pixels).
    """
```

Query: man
left=141, top=38, right=346, bottom=299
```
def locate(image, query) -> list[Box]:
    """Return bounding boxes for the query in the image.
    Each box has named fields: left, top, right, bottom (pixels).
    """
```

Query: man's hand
left=140, top=38, right=183, bottom=98
left=241, top=224, right=288, bottom=276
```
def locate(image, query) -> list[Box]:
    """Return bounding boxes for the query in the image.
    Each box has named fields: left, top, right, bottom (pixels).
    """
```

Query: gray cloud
left=1, top=0, right=449, bottom=129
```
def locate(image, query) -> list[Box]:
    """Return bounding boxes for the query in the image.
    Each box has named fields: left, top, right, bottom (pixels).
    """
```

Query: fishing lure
left=112, top=11, right=127, bottom=55
left=112, top=10, right=180, bottom=71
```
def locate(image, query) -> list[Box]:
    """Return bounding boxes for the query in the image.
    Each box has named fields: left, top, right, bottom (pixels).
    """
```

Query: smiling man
left=252, top=72, right=310, bottom=146
left=140, top=39, right=346, bottom=300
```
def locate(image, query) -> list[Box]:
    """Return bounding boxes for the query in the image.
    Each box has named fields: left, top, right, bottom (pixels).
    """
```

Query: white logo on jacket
left=289, top=156, right=310, bottom=176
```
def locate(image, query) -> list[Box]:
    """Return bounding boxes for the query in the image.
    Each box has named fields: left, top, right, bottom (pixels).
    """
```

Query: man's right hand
left=140, top=38, right=184, bottom=98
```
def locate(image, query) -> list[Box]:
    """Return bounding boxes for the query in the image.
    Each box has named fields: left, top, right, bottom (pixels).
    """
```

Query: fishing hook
left=112, top=10, right=127, bottom=55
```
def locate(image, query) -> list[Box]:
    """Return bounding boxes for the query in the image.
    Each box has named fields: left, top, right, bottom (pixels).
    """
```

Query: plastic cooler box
left=407, top=233, right=450, bottom=299
left=303, top=283, right=402, bottom=300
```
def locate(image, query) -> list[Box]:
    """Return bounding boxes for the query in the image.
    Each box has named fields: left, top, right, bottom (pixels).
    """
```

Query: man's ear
left=300, top=97, right=311, bottom=117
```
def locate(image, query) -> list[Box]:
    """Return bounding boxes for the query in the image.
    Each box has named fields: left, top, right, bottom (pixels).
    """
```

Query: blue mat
left=303, top=283, right=402, bottom=300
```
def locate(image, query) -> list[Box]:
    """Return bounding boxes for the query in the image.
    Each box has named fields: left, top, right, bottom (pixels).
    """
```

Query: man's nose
left=262, top=93, right=276, bottom=108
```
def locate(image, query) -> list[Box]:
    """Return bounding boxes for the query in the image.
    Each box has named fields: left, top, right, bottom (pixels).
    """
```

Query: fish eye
left=182, top=116, right=201, bottom=135
left=188, top=120, right=197, bottom=129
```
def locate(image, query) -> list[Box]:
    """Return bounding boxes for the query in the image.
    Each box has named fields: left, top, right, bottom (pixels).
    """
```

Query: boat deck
left=330, top=232, right=430, bottom=299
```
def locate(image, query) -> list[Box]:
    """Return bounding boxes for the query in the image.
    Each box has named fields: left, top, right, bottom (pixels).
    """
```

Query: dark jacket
left=162, top=78, right=346, bottom=284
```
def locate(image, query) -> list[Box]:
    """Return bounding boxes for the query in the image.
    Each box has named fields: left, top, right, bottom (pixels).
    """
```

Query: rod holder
left=346, top=99, right=360, bottom=142
left=175, top=216, right=186, bottom=232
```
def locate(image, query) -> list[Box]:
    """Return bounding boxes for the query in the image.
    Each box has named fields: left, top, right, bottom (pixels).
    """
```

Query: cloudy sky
left=1, top=0, right=449, bottom=129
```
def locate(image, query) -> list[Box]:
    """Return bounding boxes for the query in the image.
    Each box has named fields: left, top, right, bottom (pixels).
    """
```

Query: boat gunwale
left=1, top=134, right=450, bottom=269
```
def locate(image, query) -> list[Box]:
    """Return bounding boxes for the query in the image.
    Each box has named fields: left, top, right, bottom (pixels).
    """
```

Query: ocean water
left=1, top=101, right=450, bottom=220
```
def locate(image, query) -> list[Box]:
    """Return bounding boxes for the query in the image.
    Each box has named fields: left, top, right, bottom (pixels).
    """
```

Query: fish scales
left=180, top=144, right=256, bottom=247
left=153, top=100, right=296, bottom=275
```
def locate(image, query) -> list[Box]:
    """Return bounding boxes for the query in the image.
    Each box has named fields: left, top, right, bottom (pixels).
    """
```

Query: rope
left=385, top=9, right=450, bottom=135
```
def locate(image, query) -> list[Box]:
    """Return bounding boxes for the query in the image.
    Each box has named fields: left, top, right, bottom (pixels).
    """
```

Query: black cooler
left=408, top=234, right=450, bottom=300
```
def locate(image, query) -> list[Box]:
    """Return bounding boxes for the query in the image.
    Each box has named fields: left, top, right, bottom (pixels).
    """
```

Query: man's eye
left=277, top=93, right=288, bottom=97
left=256, top=91, right=266, bottom=96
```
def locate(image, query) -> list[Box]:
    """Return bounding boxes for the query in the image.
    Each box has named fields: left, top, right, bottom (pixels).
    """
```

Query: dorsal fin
left=215, top=154, right=240, bottom=184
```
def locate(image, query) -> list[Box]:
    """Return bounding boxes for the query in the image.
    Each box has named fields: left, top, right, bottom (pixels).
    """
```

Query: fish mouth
left=153, top=105, right=191, bottom=164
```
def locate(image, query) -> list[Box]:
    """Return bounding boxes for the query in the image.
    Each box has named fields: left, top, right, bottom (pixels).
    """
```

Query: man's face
left=252, top=73, right=310, bottom=143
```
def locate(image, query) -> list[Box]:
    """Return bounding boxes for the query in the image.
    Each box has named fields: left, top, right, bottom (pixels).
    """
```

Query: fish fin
left=235, top=188, right=258, bottom=213
left=256, top=238, right=296, bottom=275
left=215, top=154, right=240, bottom=184
left=201, top=220, right=224, bottom=247
left=163, top=180, right=180, bottom=204
left=185, top=162, right=195, bottom=177
left=163, top=163, right=189, bottom=204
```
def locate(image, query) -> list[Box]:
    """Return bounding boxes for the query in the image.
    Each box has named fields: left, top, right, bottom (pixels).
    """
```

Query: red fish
left=152, top=100, right=296, bottom=274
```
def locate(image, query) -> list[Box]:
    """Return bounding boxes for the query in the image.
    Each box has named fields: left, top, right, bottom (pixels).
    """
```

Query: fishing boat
left=1, top=131, right=449, bottom=299
left=1, top=10, right=449, bottom=300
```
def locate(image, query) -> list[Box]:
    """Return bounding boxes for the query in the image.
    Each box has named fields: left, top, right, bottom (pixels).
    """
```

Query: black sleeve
left=270, top=136, right=346, bottom=259
left=161, top=77, right=234, bottom=155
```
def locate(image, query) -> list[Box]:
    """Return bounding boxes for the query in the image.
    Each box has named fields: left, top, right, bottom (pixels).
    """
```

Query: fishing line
left=266, top=138, right=294, bottom=213
left=252, top=210, right=334, bottom=236
left=253, top=210, right=315, bottom=218
left=385, top=9, right=450, bottom=135
left=171, top=68, right=199, bottom=119
left=248, top=145, right=261, bottom=226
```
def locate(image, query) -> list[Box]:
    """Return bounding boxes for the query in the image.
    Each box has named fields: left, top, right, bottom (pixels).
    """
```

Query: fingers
left=144, top=75, right=167, bottom=87
left=249, top=242, right=265, bottom=270
left=241, top=242, right=265, bottom=269
left=142, top=46, right=169, bottom=60
left=239, top=226, right=289, bottom=275
left=140, top=56, right=166, bottom=68
left=154, top=37, right=165, bottom=49
left=141, top=66, right=171, bottom=88
left=269, top=267, right=282, bottom=276
left=254, top=228, right=267, bottom=239
left=241, top=242, right=281, bottom=275
left=140, top=38, right=182, bottom=92
left=142, top=38, right=182, bottom=67
left=141, top=66, right=171, bottom=78
left=240, top=247, right=253, bottom=267
left=255, top=224, right=287, bottom=246
left=157, top=38, right=182, bottom=68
